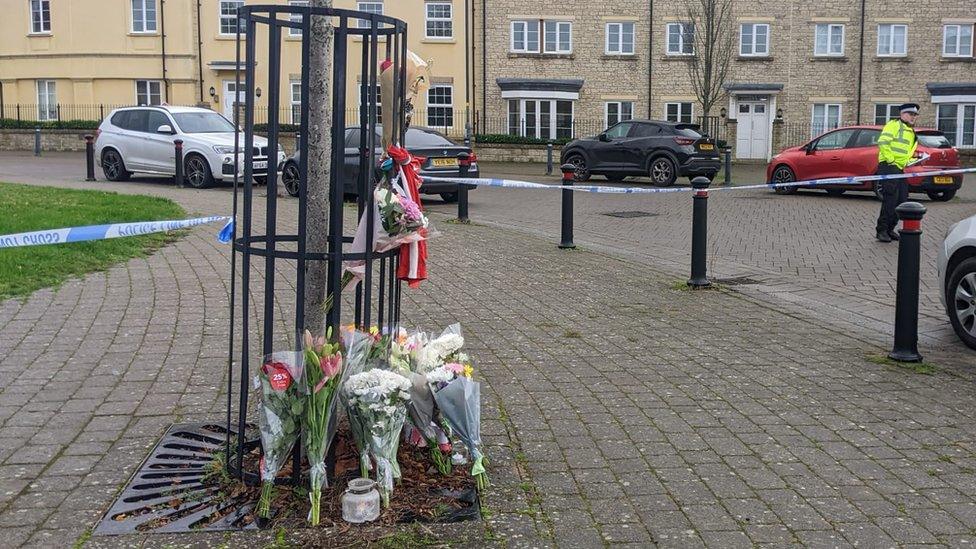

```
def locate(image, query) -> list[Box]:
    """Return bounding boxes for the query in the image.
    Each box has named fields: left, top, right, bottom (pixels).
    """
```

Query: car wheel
left=282, top=162, right=301, bottom=197
left=566, top=154, right=591, bottom=182
left=826, top=189, right=846, bottom=197
left=770, top=165, right=797, bottom=195
left=184, top=154, right=214, bottom=189
left=101, top=149, right=131, bottom=182
left=440, top=192, right=458, bottom=203
left=649, top=157, right=677, bottom=187
left=947, top=257, right=976, bottom=350
left=927, top=190, right=956, bottom=202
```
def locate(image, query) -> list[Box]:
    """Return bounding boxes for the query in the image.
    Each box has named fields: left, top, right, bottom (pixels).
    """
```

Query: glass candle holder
left=341, top=477, right=380, bottom=523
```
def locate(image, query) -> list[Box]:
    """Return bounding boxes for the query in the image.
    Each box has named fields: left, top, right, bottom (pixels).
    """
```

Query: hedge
left=474, top=133, right=572, bottom=146
left=0, top=119, right=100, bottom=130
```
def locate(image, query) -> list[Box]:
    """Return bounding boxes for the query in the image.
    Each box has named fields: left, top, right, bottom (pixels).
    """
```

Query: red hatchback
left=766, top=125, right=962, bottom=201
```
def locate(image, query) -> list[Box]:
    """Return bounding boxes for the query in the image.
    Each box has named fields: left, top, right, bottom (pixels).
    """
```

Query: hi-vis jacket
left=877, top=119, right=918, bottom=170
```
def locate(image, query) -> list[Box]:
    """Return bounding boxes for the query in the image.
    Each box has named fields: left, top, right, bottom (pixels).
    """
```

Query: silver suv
left=938, top=214, right=976, bottom=351
left=95, top=106, right=285, bottom=188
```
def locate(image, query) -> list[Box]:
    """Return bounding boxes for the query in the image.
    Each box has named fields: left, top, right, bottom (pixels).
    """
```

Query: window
left=425, top=2, right=452, bottom=39
left=146, top=110, right=171, bottom=133
left=359, top=83, right=382, bottom=123
left=136, top=80, right=162, bottom=105
left=666, top=102, right=693, bottom=123
left=507, top=99, right=574, bottom=140
left=36, top=80, right=56, bottom=121
left=873, top=103, right=900, bottom=125
left=606, top=122, right=633, bottom=139
left=851, top=129, right=881, bottom=148
left=511, top=20, right=540, bottom=53
left=877, top=24, right=907, bottom=56
left=811, top=103, right=842, bottom=137
left=427, top=85, right=453, bottom=128
left=943, top=24, right=974, bottom=57
left=357, top=2, right=383, bottom=29
left=219, top=0, right=244, bottom=35
left=29, top=0, right=50, bottom=33
left=288, top=1, right=307, bottom=36
left=814, top=129, right=857, bottom=150
left=605, top=101, right=633, bottom=127
left=544, top=21, right=571, bottom=53
left=667, top=23, right=694, bottom=55
left=740, top=23, right=769, bottom=56
left=937, top=104, right=976, bottom=148
left=814, top=23, right=844, bottom=56
left=290, top=82, right=301, bottom=124
left=131, top=0, right=157, bottom=33
left=606, top=22, right=635, bottom=55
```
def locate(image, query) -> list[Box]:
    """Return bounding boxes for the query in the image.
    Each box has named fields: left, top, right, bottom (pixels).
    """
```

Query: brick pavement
left=1, top=154, right=976, bottom=547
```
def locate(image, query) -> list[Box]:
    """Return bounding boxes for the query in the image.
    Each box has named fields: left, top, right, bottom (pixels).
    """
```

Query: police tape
left=0, top=216, right=234, bottom=249
left=422, top=166, right=976, bottom=195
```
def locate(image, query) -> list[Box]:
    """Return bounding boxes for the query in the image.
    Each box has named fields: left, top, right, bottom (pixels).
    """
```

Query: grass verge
left=0, top=182, right=185, bottom=300
left=866, top=353, right=939, bottom=375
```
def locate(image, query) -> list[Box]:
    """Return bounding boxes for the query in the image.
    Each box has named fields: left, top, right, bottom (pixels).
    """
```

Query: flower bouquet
left=256, top=352, right=304, bottom=519
left=344, top=368, right=412, bottom=508
left=415, top=323, right=465, bottom=373
left=431, top=362, right=489, bottom=491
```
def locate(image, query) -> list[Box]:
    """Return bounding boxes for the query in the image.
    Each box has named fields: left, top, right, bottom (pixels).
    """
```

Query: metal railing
left=776, top=121, right=856, bottom=149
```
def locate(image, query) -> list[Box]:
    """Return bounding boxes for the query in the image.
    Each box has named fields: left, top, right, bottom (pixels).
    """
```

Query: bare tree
left=684, top=0, right=735, bottom=120
left=304, top=0, right=333, bottom=335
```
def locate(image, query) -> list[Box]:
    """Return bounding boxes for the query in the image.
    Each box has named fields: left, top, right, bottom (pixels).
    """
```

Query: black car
left=280, top=126, right=478, bottom=202
left=560, top=120, right=721, bottom=186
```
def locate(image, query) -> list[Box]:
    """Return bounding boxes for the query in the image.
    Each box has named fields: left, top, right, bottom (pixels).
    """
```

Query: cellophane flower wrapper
left=256, top=352, right=305, bottom=519
left=344, top=368, right=412, bottom=508
left=432, top=375, right=489, bottom=490
left=338, top=328, right=381, bottom=478
left=415, top=323, right=465, bottom=374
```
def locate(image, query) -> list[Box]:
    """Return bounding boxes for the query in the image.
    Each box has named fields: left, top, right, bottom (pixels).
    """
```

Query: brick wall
left=0, top=129, right=94, bottom=152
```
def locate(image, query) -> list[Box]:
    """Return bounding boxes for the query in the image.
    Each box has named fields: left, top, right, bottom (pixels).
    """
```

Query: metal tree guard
left=225, top=4, right=408, bottom=486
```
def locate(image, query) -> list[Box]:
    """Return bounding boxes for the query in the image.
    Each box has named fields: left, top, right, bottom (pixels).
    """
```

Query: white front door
left=735, top=102, right=770, bottom=159
left=223, top=80, right=245, bottom=120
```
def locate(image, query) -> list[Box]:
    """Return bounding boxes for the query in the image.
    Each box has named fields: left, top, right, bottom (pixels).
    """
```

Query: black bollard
left=456, top=152, right=470, bottom=223
left=34, top=128, right=41, bottom=157
left=688, top=176, right=712, bottom=288
left=558, top=163, right=575, bottom=249
left=546, top=143, right=554, bottom=175
left=723, top=148, right=732, bottom=186
left=889, top=202, right=926, bottom=362
left=174, top=139, right=185, bottom=188
left=84, top=134, right=96, bottom=181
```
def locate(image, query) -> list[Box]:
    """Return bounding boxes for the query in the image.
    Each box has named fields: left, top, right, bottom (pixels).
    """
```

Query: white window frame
left=814, top=23, right=845, bottom=56
left=510, top=20, right=540, bottom=53
left=605, top=101, right=634, bottom=127
left=290, top=82, right=302, bottom=124
left=36, top=80, right=56, bottom=121
left=877, top=23, right=907, bottom=57
left=29, top=0, right=50, bottom=34
left=357, top=1, right=383, bottom=29
left=605, top=22, right=635, bottom=55
left=358, top=83, right=382, bottom=123
left=873, top=103, right=900, bottom=125
left=665, top=102, right=694, bottom=123
left=811, top=103, right=842, bottom=137
left=425, top=2, right=452, bottom=39
left=507, top=98, right=575, bottom=140
left=131, top=0, right=157, bottom=33
left=219, top=0, right=244, bottom=35
left=135, top=80, right=163, bottom=106
left=288, top=0, right=308, bottom=37
left=543, top=21, right=572, bottom=54
left=666, top=22, right=695, bottom=55
left=937, top=104, right=976, bottom=149
left=943, top=24, right=974, bottom=58
left=739, top=23, right=770, bottom=57
left=426, top=84, right=454, bottom=129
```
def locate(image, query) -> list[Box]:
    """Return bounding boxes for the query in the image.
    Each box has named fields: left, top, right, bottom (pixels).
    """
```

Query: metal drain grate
left=714, top=276, right=762, bottom=286
left=603, top=211, right=659, bottom=218
left=94, top=423, right=257, bottom=535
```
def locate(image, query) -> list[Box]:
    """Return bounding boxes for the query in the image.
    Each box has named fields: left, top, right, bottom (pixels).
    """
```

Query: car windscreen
left=917, top=132, right=952, bottom=149
left=172, top=112, right=236, bottom=133
left=405, top=129, right=453, bottom=147
left=674, top=124, right=703, bottom=139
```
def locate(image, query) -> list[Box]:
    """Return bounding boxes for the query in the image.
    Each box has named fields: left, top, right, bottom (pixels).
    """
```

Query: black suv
left=560, top=120, right=721, bottom=186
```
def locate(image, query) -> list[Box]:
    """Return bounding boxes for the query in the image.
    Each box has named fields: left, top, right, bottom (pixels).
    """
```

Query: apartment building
left=473, top=1, right=975, bottom=159
left=0, top=0, right=472, bottom=135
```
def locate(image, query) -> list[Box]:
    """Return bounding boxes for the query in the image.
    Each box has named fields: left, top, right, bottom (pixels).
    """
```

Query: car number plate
left=432, top=158, right=458, bottom=167
left=698, top=143, right=714, bottom=150
left=254, top=161, right=268, bottom=170
left=934, top=176, right=952, bottom=184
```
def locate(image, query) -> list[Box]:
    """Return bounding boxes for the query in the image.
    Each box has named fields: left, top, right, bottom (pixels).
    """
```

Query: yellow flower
left=463, top=365, right=473, bottom=378
left=368, top=325, right=379, bottom=336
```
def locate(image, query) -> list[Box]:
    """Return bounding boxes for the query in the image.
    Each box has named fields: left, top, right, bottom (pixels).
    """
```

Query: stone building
left=472, top=0, right=975, bottom=160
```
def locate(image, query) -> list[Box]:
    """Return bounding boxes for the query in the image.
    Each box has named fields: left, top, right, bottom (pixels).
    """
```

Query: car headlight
left=213, top=145, right=236, bottom=154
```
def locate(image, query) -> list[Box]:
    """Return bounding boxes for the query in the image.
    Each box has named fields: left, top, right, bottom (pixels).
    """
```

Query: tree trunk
left=304, top=0, right=333, bottom=335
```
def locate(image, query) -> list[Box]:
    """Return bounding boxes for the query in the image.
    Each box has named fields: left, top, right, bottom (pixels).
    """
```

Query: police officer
left=875, top=103, right=920, bottom=243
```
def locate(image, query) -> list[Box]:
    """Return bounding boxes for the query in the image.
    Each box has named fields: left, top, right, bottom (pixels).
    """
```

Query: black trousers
left=875, top=162, right=908, bottom=234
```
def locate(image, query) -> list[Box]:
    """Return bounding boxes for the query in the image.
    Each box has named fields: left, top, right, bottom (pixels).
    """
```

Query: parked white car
left=95, top=106, right=285, bottom=188
left=938, top=214, right=976, bottom=350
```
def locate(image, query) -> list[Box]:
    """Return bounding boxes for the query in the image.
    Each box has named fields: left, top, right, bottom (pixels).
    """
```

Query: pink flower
left=313, top=354, right=343, bottom=393
left=445, top=362, right=464, bottom=374
left=401, top=196, right=422, bottom=222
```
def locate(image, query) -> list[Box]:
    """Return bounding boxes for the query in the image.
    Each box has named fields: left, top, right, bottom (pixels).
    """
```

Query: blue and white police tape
left=423, top=166, right=976, bottom=195
left=0, top=215, right=234, bottom=249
